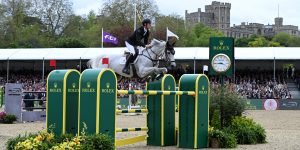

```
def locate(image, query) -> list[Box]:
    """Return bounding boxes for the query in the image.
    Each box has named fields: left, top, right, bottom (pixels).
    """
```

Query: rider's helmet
left=142, top=19, right=151, bottom=26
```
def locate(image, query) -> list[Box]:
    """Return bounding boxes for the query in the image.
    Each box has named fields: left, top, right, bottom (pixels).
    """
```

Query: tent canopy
left=0, top=47, right=299, bottom=60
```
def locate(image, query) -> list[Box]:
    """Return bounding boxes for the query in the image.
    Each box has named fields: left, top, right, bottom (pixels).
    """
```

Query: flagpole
left=166, top=27, right=168, bottom=42
left=134, top=3, right=137, bottom=31
left=102, top=28, right=104, bottom=48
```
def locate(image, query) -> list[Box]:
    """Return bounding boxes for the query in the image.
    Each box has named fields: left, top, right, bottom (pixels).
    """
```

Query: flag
left=167, top=29, right=179, bottom=40
left=203, top=65, right=208, bottom=71
left=103, top=31, right=118, bottom=45
left=50, top=60, right=56, bottom=69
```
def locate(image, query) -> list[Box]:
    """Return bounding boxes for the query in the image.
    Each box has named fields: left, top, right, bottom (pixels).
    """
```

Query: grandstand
left=1, top=47, right=300, bottom=99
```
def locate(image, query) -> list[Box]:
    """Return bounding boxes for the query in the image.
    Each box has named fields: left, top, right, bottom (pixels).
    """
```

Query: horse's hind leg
left=140, top=67, right=168, bottom=78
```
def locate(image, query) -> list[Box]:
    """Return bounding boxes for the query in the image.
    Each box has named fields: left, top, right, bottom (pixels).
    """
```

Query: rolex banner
left=209, top=37, right=234, bottom=76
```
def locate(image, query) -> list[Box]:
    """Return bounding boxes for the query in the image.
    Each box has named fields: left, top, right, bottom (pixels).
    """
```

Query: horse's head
left=149, top=39, right=176, bottom=67
left=164, top=41, right=176, bottom=68
left=150, top=39, right=166, bottom=54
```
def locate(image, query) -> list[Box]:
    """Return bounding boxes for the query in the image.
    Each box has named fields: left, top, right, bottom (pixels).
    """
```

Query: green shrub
left=55, top=37, right=87, bottom=48
left=210, top=86, right=246, bottom=127
left=209, top=129, right=237, bottom=148
left=81, top=134, right=114, bottom=150
left=6, top=133, right=38, bottom=150
left=228, top=116, right=266, bottom=144
left=2, top=114, right=17, bottom=124
left=211, top=109, right=221, bottom=129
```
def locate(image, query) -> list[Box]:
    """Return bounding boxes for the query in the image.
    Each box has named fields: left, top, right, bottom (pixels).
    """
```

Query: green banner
left=245, top=99, right=263, bottom=110
left=209, top=37, right=234, bottom=76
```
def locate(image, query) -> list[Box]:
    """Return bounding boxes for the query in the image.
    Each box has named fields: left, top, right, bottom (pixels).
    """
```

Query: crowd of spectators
left=210, top=70, right=292, bottom=99
left=0, top=68, right=295, bottom=100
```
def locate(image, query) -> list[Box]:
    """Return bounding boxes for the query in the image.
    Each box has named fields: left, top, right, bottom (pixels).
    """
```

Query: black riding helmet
left=142, top=19, right=151, bottom=26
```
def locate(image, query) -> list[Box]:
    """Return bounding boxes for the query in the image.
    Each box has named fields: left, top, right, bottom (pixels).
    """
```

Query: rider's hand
left=145, top=44, right=152, bottom=49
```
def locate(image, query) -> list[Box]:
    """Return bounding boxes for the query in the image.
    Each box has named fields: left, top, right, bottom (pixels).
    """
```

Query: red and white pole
left=102, top=57, right=109, bottom=68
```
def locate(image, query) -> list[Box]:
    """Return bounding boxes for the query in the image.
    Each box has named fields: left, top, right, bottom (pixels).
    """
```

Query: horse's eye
left=167, top=52, right=171, bottom=54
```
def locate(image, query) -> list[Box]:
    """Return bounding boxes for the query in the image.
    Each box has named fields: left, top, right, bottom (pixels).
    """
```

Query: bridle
left=139, top=47, right=164, bottom=66
left=164, top=48, right=176, bottom=64
left=138, top=42, right=176, bottom=66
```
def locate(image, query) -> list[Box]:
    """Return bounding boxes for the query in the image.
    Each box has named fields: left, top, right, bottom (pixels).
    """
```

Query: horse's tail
left=87, top=55, right=104, bottom=69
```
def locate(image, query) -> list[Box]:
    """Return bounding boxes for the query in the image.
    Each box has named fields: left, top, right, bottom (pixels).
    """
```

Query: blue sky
left=71, top=0, right=300, bottom=27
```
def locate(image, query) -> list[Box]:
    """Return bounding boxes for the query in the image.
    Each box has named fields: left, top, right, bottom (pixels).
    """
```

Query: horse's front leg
left=140, top=67, right=167, bottom=78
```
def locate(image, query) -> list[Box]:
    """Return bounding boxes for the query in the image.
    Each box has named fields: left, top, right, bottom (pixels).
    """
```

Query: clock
left=211, top=54, right=231, bottom=73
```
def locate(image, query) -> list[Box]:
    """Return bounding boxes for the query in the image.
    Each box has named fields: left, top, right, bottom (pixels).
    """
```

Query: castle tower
left=206, top=1, right=231, bottom=30
left=275, top=17, right=283, bottom=27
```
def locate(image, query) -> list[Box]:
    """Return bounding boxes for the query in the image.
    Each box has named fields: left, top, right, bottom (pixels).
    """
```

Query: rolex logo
left=54, top=83, right=57, bottom=88
left=106, top=83, right=110, bottom=88
left=202, top=86, right=205, bottom=91
left=219, top=40, right=224, bottom=46
left=87, top=82, right=91, bottom=88
left=168, top=85, right=171, bottom=90
left=72, top=83, right=76, bottom=88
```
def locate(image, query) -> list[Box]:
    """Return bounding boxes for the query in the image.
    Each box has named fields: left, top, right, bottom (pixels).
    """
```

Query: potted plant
left=209, top=128, right=223, bottom=148
left=0, top=111, right=6, bottom=123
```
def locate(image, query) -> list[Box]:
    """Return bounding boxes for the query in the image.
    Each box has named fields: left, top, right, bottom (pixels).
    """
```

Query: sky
left=71, top=0, right=300, bottom=27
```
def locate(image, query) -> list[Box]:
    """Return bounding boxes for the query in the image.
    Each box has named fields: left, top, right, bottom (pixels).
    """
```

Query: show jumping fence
left=46, top=69, right=209, bottom=149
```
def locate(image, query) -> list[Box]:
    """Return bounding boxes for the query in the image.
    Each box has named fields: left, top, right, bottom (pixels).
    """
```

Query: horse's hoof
left=155, top=73, right=163, bottom=80
left=162, top=68, right=168, bottom=73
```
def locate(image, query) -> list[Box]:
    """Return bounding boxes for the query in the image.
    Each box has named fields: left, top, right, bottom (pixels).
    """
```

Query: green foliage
left=7, top=131, right=114, bottom=150
left=187, top=23, right=223, bottom=47
left=209, top=129, right=237, bottom=148
left=273, top=32, right=290, bottom=46
left=288, top=37, right=300, bottom=47
left=235, top=37, right=250, bottom=47
left=81, top=134, right=114, bottom=150
left=211, top=109, right=221, bottom=129
left=2, top=114, right=17, bottom=124
left=210, top=86, right=246, bottom=126
left=55, top=37, right=87, bottom=48
left=228, top=116, right=266, bottom=144
left=6, top=133, right=38, bottom=150
left=248, top=37, right=269, bottom=47
left=268, top=41, right=281, bottom=47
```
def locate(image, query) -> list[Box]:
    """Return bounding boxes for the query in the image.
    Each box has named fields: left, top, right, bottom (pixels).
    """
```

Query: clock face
left=211, top=54, right=231, bottom=73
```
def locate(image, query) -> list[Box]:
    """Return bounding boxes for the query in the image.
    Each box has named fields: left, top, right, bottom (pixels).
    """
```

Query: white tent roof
left=0, top=47, right=300, bottom=60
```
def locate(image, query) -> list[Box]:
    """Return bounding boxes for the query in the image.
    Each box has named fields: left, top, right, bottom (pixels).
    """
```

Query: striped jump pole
left=116, top=109, right=148, bottom=113
left=118, top=90, right=195, bottom=96
left=116, top=127, right=148, bottom=132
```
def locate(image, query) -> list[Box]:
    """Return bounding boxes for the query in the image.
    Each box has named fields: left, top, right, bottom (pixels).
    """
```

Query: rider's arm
left=135, top=29, right=146, bottom=47
left=144, top=31, right=149, bottom=46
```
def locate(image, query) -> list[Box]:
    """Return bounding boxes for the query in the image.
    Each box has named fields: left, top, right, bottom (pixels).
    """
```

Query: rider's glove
left=145, top=44, right=152, bottom=49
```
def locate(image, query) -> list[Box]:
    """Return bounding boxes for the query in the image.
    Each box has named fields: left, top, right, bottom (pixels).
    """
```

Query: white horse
left=87, top=39, right=176, bottom=80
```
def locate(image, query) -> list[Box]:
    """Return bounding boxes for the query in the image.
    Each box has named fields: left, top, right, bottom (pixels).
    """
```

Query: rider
left=122, top=18, right=152, bottom=75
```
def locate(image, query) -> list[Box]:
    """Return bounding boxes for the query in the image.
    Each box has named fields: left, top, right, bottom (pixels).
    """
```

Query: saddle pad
left=120, top=57, right=126, bottom=65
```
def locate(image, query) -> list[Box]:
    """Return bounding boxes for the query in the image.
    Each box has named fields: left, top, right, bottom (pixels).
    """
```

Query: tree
left=62, top=15, right=85, bottom=37
left=153, top=14, right=185, bottom=46
left=101, top=0, right=158, bottom=27
left=0, top=0, right=33, bottom=44
left=186, top=23, right=223, bottom=47
left=272, top=32, right=290, bottom=47
left=32, top=0, right=73, bottom=36
left=288, top=37, right=300, bottom=47
left=248, top=37, right=268, bottom=47
left=55, top=37, right=87, bottom=48
left=235, top=37, right=250, bottom=47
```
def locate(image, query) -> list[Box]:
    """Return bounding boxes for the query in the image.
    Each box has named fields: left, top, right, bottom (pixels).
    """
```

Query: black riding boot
left=122, top=54, right=134, bottom=75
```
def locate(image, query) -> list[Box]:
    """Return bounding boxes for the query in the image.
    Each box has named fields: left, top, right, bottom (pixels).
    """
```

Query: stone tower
left=184, top=1, right=231, bottom=30
left=205, top=1, right=231, bottom=30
